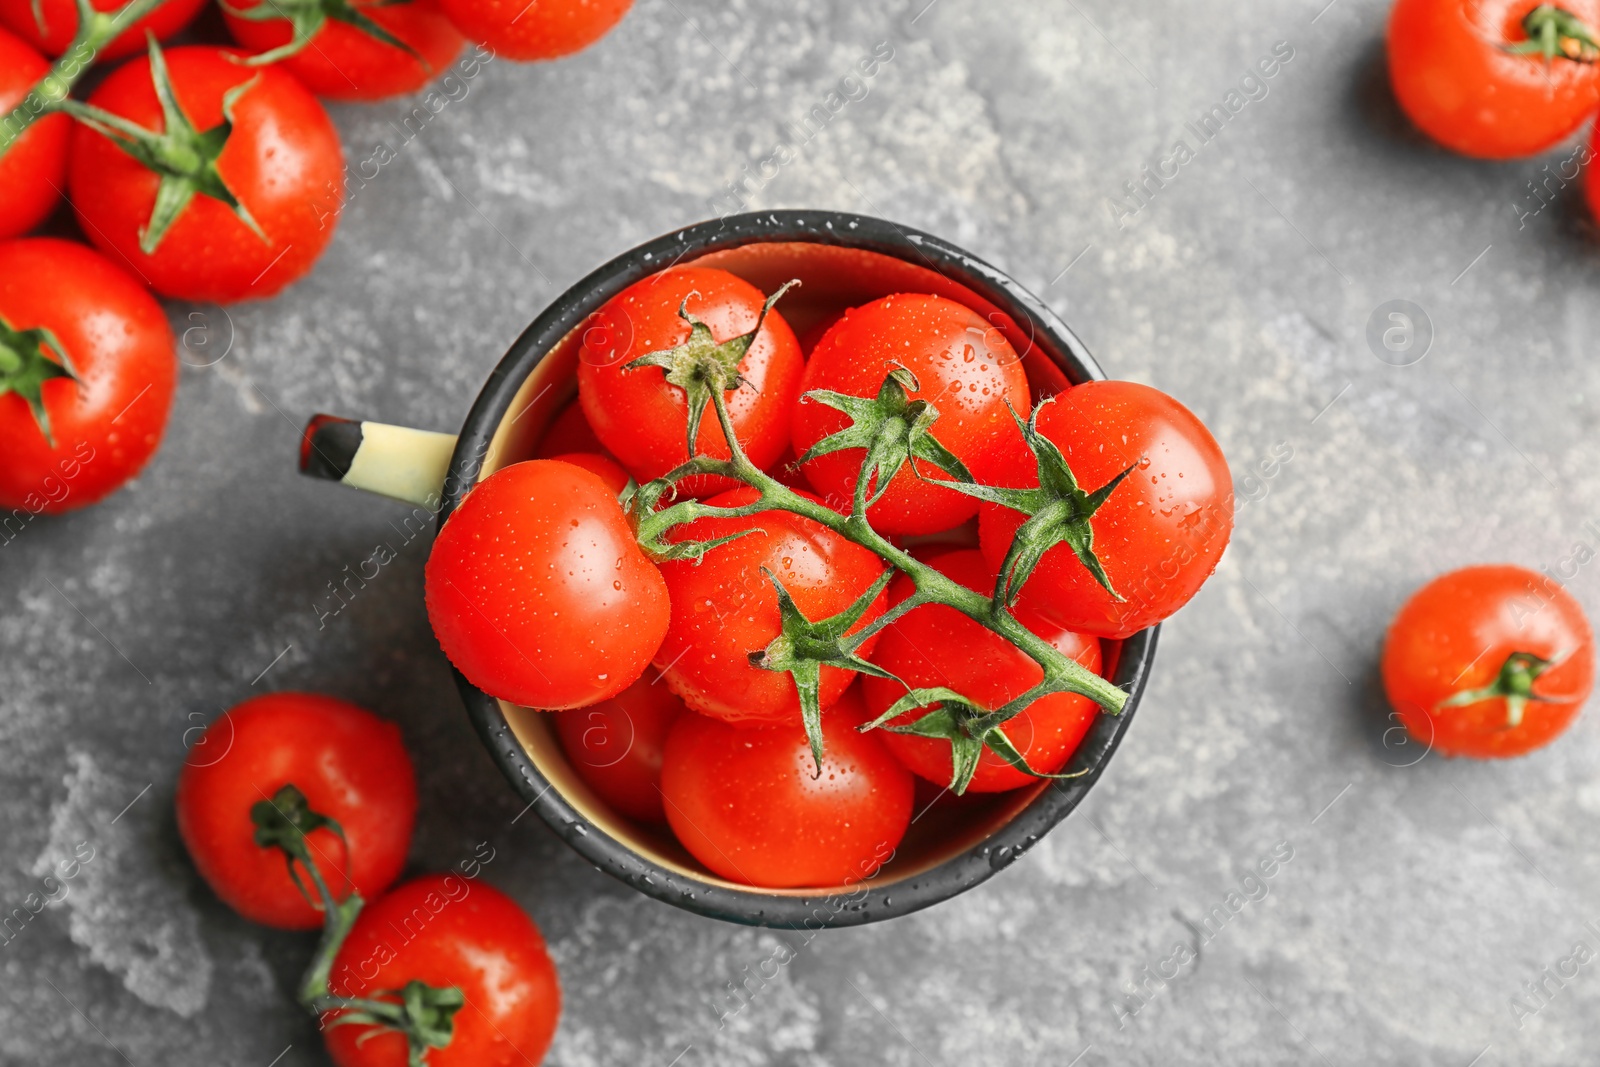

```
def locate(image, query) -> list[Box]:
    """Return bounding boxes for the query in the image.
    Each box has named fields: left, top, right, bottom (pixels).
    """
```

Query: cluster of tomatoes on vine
left=1390, top=0, right=1600, bottom=217
left=0, top=0, right=632, bottom=518
left=424, top=265, right=1240, bottom=888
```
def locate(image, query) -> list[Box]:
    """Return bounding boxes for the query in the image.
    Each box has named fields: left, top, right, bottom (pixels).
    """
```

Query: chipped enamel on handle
left=299, top=415, right=458, bottom=508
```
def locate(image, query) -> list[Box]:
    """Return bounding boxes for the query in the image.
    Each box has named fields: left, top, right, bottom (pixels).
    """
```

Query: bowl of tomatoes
left=301, top=210, right=1234, bottom=926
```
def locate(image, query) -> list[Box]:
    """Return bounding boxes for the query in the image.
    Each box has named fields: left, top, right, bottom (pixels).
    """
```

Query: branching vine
left=622, top=282, right=1134, bottom=794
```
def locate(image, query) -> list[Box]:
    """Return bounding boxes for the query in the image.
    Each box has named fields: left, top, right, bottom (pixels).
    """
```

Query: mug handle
left=299, top=414, right=459, bottom=508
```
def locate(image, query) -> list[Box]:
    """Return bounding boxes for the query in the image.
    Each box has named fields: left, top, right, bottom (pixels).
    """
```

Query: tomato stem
left=1435, top=648, right=1571, bottom=728
left=626, top=369, right=1129, bottom=792
left=1507, top=4, right=1600, bottom=62
left=0, top=0, right=168, bottom=158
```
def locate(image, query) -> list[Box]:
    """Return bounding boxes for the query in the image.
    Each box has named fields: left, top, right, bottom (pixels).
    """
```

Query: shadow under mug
left=299, top=210, right=1159, bottom=928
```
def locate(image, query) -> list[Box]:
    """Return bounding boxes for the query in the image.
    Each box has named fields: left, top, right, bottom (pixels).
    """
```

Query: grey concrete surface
left=5, top=0, right=1600, bottom=1063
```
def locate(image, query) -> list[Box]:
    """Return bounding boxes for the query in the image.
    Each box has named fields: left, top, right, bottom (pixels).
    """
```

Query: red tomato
left=0, top=28, right=69, bottom=238
left=68, top=46, right=344, bottom=303
left=0, top=239, right=175, bottom=513
left=654, top=487, right=887, bottom=726
left=550, top=451, right=628, bottom=494
left=1388, top=0, right=1600, bottom=158
left=0, top=0, right=205, bottom=60
left=324, top=875, right=560, bottom=1067
left=1588, top=123, right=1600, bottom=221
left=425, top=459, right=669, bottom=710
left=791, top=294, right=1031, bottom=536
left=534, top=398, right=605, bottom=457
left=862, top=550, right=1103, bottom=792
left=577, top=267, right=803, bottom=495
left=553, top=675, right=683, bottom=822
left=1382, top=564, right=1595, bottom=758
left=176, top=692, right=417, bottom=930
left=660, top=690, right=913, bottom=888
left=223, top=0, right=464, bottom=102
left=436, top=0, right=631, bottom=61
left=979, top=380, right=1233, bottom=639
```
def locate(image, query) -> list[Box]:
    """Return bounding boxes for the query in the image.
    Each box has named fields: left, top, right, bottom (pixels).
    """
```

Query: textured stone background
left=5, top=0, right=1600, bottom=1063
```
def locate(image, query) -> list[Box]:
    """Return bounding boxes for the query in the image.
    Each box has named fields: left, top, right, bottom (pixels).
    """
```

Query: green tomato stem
left=0, top=0, right=167, bottom=157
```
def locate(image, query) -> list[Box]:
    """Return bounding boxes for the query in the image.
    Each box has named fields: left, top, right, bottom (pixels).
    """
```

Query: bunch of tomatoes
left=1389, top=0, right=1600, bottom=217
left=423, top=265, right=1239, bottom=890
left=0, top=0, right=633, bottom=519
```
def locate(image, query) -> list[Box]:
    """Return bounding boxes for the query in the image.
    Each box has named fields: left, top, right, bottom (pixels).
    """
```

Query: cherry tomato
left=553, top=674, right=683, bottom=822
left=577, top=267, right=804, bottom=495
left=861, top=550, right=1103, bottom=792
left=68, top=45, right=344, bottom=303
left=223, top=0, right=464, bottom=102
left=660, top=690, right=913, bottom=888
left=435, top=0, right=631, bottom=61
left=1382, top=564, right=1594, bottom=758
left=1388, top=0, right=1600, bottom=158
left=791, top=294, right=1031, bottom=536
left=0, top=0, right=205, bottom=60
left=176, top=692, right=417, bottom=930
left=0, top=238, right=175, bottom=514
left=324, top=874, right=560, bottom=1067
left=654, top=487, right=887, bottom=726
left=549, top=451, right=628, bottom=494
left=0, top=28, right=69, bottom=238
left=425, top=459, right=669, bottom=710
left=534, top=398, right=605, bottom=457
left=979, top=380, right=1233, bottom=639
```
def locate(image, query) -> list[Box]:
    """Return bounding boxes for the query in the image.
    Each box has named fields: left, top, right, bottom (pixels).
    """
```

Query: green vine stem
left=252, top=785, right=462, bottom=1067
left=626, top=331, right=1129, bottom=791
left=0, top=0, right=167, bottom=157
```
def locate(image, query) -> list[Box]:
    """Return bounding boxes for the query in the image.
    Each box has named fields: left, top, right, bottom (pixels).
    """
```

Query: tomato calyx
left=221, top=0, right=424, bottom=67
left=622, top=279, right=799, bottom=461
left=322, top=981, right=466, bottom=1067
left=863, top=686, right=1088, bottom=795
left=796, top=363, right=974, bottom=516
left=747, top=566, right=899, bottom=773
left=1507, top=4, right=1600, bottom=62
left=56, top=36, right=269, bottom=254
left=942, top=397, right=1136, bottom=608
left=0, top=313, right=79, bottom=446
left=1435, top=648, right=1571, bottom=727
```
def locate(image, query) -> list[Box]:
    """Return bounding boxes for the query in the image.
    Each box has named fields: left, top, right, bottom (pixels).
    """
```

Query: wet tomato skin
left=653, top=487, right=887, bottom=726
left=979, top=380, right=1233, bottom=639
left=436, top=0, right=631, bottom=61
left=0, top=0, right=205, bottom=60
left=176, top=692, right=417, bottom=929
left=553, top=675, right=684, bottom=822
left=1382, top=564, right=1594, bottom=758
left=323, top=874, right=560, bottom=1067
left=660, top=690, right=914, bottom=888
left=0, top=28, right=70, bottom=238
left=792, top=293, right=1031, bottom=536
left=424, top=459, right=669, bottom=710
left=1388, top=0, right=1600, bottom=158
left=862, top=550, right=1103, bottom=792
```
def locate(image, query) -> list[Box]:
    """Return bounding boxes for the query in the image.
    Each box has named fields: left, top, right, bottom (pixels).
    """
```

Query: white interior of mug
left=471, top=239, right=1117, bottom=897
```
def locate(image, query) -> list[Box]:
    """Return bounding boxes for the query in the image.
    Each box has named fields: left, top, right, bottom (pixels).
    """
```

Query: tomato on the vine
left=654, top=487, right=887, bottom=726
left=0, top=28, right=70, bottom=239
left=553, top=675, right=683, bottom=822
left=0, top=238, right=175, bottom=513
left=324, top=874, right=560, bottom=1067
left=791, top=293, right=1031, bottom=536
left=0, top=0, right=205, bottom=60
left=979, top=379, right=1233, bottom=639
left=1388, top=0, right=1600, bottom=158
left=425, top=459, right=669, bottom=710
left=67, top=43, right=345, bottom=302
left=176, top=692, right=417, bottom=930
left=577, top=266, right=803, bottom=495
left=222, top=0, right=464, bottom=102
left=1383, top=564, right=1594, bottom=758
left=862, top=550, right=1103, bottom=792
left=436, top=0, right=631, bottom=61
left=660, top=690, right=913, bottom=888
